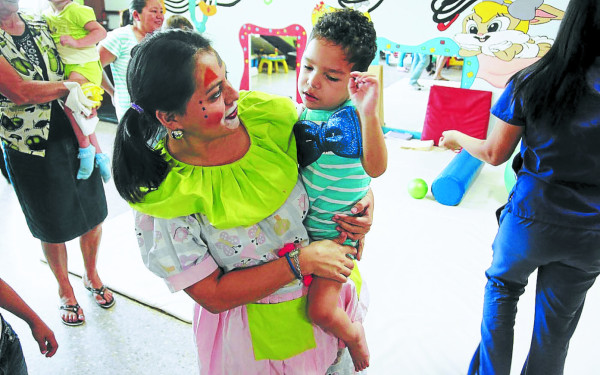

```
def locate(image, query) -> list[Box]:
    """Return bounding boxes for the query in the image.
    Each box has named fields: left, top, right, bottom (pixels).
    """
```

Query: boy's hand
left=348, top=72, right=379, bottom=118
left=30, top=319, right=58, bottom=357
left=59, top=35, right=79, bottom=48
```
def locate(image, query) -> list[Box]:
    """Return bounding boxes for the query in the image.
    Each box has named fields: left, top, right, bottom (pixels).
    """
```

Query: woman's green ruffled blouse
left=131, top=90, right=299, bottom=229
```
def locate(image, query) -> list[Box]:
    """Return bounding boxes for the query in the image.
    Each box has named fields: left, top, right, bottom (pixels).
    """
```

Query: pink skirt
left=192, top=278, right=368, bottom=375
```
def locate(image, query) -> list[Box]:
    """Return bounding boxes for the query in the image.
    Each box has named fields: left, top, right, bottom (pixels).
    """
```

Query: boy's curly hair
left=310, top=8, right=377, bottom=72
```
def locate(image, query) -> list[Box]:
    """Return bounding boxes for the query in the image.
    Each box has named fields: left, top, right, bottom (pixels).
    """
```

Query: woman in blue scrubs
left=439, top=0, right=600, bottom=373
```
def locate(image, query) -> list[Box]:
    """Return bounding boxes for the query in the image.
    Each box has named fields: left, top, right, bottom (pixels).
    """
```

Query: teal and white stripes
left=99, top=26, right=138, bottom=121
left=301, top=152, right=370, bottom=242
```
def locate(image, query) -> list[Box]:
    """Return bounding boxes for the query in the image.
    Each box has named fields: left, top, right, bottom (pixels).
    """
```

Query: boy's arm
left=0, top=278, right=58, bottom=357
left=60, top=20, right=107, bottom=48
left=348, top=72, right=387, bottom=178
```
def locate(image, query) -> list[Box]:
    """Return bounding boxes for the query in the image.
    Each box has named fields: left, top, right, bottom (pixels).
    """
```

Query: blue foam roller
left=432, top=150, right=484, bottom=206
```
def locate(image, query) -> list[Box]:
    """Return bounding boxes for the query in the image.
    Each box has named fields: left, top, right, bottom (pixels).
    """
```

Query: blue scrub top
left=492, top=59, right=600, bottom=230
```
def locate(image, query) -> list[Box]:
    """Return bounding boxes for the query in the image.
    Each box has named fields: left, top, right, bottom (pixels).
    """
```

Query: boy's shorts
left=64, top=60, right=103, bottom=86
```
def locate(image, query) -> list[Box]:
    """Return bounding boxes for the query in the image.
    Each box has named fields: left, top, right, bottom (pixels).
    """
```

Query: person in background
left=165, top=14, right=193, bottom=31
left=294, top=8, right=387, bottom=372
left=408, top=52, right=427, bottom=90
left=0, top=277, right=58, bottom=374
left=0, top=0, right=114, bottom=327
left=439, top=0, right=600, bottom=373
left=44, top=0, right=111, bottom=182
left=112, top=29, right=374, bottom=374
left=432, top=55, right=449, bottom=81
left=98, top=0, right=164, bottom=122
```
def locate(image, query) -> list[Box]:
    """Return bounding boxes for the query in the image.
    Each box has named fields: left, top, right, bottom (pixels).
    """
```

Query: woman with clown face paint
left=112, top=29, right=374, bottom=375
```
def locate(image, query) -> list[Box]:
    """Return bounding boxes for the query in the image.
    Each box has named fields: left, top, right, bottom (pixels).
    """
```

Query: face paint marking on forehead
left=203, top=68, right=218, bottom=86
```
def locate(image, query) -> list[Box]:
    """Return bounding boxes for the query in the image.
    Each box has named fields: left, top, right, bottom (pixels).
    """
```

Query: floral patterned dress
left=132, top=91, right=367, bottom=374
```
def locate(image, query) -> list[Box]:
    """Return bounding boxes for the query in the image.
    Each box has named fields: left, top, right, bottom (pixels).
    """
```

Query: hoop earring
left=171, top=130, right=184, bottom=140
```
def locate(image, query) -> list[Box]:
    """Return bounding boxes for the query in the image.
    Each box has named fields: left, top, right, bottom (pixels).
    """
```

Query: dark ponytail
left=113, top=108, right=168, bottom=203
left=510, top=0, right=600, bottom=126
left=120, top=0, right=150, bottom=26
left=112, top=29, right=214, bottom=203
left=119, top=9, right=131, bottom=27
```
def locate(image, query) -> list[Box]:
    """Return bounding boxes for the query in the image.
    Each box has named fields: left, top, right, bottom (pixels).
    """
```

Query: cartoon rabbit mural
left=454, top=0, right=564, bottom=88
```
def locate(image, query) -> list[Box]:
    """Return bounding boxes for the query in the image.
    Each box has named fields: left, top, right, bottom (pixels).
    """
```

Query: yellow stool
left=258, top=55, right=289, bottom=75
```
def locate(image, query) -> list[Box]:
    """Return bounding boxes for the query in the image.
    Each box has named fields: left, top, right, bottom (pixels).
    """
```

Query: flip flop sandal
left=85, top=285, right=116, bottom=309
left=59, top=304, right=84, bottom=326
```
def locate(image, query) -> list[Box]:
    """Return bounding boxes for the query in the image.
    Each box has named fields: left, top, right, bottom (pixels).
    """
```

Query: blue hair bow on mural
left=294, top=106, right=363, bottom=168
left=489, top=0, right=543, bottom=20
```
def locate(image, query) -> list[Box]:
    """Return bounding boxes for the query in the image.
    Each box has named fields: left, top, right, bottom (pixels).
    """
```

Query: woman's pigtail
left=113, top=108, right=168, bottom=203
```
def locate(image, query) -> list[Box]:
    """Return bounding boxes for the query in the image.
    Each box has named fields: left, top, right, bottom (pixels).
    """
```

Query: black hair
left=120, top=0, right=149, bottom=27
left=510, top=0, right=600, bottom=125
left=112, top=29, right=213, bottom=203
left=310, top=8, right=377, bottom=72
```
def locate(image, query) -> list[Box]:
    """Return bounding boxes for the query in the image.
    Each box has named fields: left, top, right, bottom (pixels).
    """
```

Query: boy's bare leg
left=88, top=132, right=102, bottom=154
left=307, top=276, right=370, bottom=371
left=64, top=102, right=90, bottom=148
left=67, top=71, right=94, bottom=148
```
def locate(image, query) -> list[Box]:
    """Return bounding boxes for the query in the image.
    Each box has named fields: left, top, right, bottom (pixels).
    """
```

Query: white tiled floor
left=2, top=61, right=600, bottom=375
left=0, top=125, right=198, bottom=374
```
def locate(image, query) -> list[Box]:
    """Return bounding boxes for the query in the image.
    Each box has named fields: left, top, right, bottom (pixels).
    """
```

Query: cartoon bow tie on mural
left=294, top=106, right=363, bottom=168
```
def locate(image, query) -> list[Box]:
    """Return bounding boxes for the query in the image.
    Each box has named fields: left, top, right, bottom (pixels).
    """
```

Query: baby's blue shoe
left=77, top=145, right=96, bottom=180
left=95, top=153, right=111, bottom=183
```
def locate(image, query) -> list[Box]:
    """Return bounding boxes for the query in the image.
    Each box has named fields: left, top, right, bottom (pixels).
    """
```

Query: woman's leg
left=433, top=56, right=449, bottom=80
left=41, top=241, right=84, bottom=324
left=79, top=224, right=113, bottom=306
left=468, top=211, right=539, bottom=375
left=521, top=262, right=599, bottom=374
left=307, top=277, right=369, bottom=371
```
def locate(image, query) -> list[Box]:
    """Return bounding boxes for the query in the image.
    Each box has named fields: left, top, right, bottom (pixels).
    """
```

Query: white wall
left=108, top=0, right=569, bottom=95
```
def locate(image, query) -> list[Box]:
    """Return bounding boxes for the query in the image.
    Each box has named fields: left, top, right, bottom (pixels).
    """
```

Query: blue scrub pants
left=468, top=209, right=600, bottom=375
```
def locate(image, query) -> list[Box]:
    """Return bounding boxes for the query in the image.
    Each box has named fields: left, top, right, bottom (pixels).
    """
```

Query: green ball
left=408, top=178, right=428, bottom=199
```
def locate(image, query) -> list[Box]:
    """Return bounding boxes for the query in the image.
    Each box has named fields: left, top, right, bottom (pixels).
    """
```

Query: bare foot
left=347, top=321, right=370, bottom=372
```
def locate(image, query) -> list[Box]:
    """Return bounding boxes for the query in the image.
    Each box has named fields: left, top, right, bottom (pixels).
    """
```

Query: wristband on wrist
left=284, top=252, right=301, bottom=279
left=277, top=243, right=313, bottom=286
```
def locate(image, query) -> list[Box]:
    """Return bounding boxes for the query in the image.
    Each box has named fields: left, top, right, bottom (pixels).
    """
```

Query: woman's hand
left=300, top=236, right=356, bottom=283
left=439, top=130, right=463, bottom=151
left=185, top=237, right=357, bottom=313
left=333, top=188, right=374, bottom=260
